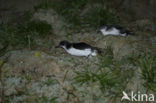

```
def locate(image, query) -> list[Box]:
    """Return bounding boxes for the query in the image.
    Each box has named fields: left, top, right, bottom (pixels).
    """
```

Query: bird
left=55, top=40, right=101, bottom=57
left=99, top=25, right=135, bottom=36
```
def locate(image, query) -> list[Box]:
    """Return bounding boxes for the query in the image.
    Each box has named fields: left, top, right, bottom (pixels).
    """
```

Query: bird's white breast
left=65, top=47, right=96, bottom=57
left=100, top=28, right=121, bottom=36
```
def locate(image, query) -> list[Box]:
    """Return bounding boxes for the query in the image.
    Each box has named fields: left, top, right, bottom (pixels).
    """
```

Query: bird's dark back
left=72, top=42, right=92, bottom=50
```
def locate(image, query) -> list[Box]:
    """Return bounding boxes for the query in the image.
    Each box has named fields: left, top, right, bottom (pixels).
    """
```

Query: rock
left=2, top=50, right=61, bottom=78
left=97, top=36, right=138, bottom=59
left=1, top=50, right=99, bottom=103
left=3, top=77, right=26, bottom=96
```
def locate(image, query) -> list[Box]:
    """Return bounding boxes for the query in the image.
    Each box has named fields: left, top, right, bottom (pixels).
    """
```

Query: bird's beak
left=55, top=45, right=60, bottom=48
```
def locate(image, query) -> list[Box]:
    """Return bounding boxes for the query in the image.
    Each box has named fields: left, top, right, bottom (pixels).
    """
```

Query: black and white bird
left=99, top=25, right=135, bottom=36
left=55, top=40, right=101, bottom=57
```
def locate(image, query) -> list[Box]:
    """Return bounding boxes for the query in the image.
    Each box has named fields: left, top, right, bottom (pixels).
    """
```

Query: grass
left=135, top=53, right=156, bottom=92
left=0, top=15, right=53, bottom=49
left=73, top=48, right=135, bottom=101
left=82, top=7, right=118, bottom=29
left=1, top=0, right=118, bottom=49
left=41, top=78, right=59, bottom=86
left=34, top=0, right=54, bottom=10
left=18, top=20, right=52, bottom=37
left=35, top=96, right=58, bottom=103
left=34, top=0, right=118, bottom=32
left=25, top=75, right=32, bottom=83
left=74, top=65, right=98, bottom=85
left=73, top=50, right=156, bottom=102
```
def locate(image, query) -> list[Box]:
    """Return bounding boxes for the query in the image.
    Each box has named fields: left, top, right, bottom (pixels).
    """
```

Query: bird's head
left=55, top=40, right=70, bottom=49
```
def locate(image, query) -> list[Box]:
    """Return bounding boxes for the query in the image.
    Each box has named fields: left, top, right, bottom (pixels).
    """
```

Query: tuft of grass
left=74, top=65, right=98, bottom=85
left=25, top=75, right=32, bottom=83
left=135, top=53, right=156, bottom=91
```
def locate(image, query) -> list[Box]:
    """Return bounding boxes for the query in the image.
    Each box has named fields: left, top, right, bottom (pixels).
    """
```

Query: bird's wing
left=72, top=42, right=92, bottom=50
